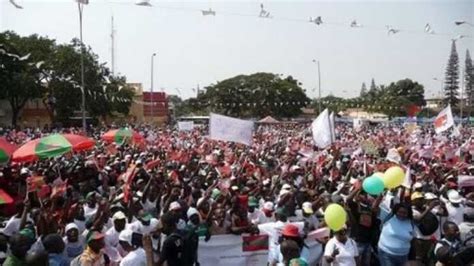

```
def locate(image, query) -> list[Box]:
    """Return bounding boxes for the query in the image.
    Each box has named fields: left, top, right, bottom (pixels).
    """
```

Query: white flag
left=311, top=109, right=333, bottom=149
left=178, top=121, right=194, bottom=131
left=434, top=105, right=454, bottom=134
left=386, top=148, right=401, bottom=164
left=353, top=118, right=363, bottom=131
left=451, top=124, right=461, bottom=137
left=209, top=113, right=254, bottom=146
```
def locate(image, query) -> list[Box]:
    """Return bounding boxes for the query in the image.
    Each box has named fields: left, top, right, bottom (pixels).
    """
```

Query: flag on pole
left=209, top=113, right=254, bottom=146
left=434, top=105, right=454, bottom=134
left=311, top=109, right=334, bottom=149
left=329, top=112, right=336, bottom=142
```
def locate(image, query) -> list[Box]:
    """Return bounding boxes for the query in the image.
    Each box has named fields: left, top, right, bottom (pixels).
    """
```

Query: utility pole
left=111, top=15, right=115, bottom=75
left=150, top=53, right=156, bottom=122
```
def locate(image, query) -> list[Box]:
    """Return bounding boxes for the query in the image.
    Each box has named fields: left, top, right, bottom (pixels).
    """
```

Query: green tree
left=465, top=49, right=473, bottom=119
left=377, top=79, right=425, bottom=117
left=443, top=40, right=460, bottom=107
left=0, top=31, right=55, bottom=126
left=360, top=82, right=367, bottom=97
left=195, top=73, right=309, bottom=118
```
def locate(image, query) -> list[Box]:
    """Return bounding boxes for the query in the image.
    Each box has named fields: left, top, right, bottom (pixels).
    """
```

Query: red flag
left=51, top=182, right=67, bottom=198
left=145, top=159, right=161, bottom=170
left=242, top=235, right=269, bottom=252
left=122, top=165, right=137, bottom=203
left=27, top=176, right=45, bottom=192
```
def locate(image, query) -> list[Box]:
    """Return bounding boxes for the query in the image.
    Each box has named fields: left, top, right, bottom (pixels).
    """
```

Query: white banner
left=209, top=113, right=254, bottom=146
left=178, top=121, right=194, bottom=131
left=434, top=105, right=454, bottom=134
left=311, top=109, right=333, bottom=149
left=353, top=118, right=363, bottom=131
left=198, top=234, right=268, bottom=266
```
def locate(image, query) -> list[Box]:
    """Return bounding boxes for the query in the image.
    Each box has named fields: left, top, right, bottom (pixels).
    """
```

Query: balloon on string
left=324, top=203, right=347, bottom=231
left=383, top=166, right=405, bottom=189
left=362, top=175, right=385, bottom=195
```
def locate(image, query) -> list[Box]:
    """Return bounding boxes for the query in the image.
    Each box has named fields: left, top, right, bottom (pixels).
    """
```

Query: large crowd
left=0, top=122, right=473, bottom=266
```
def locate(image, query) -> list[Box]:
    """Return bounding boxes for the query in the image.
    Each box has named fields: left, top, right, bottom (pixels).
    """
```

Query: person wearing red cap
left=274, top=224, right=309, bottom=266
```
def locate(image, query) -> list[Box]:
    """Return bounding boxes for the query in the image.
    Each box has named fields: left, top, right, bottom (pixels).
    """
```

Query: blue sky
left=1, top=0, right=473, bottom=100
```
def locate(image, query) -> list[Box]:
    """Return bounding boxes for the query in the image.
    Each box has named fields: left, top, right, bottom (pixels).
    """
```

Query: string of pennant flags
left=116, top=1, right=470, bottom=41
left=7, top=0, right=471, bottom=41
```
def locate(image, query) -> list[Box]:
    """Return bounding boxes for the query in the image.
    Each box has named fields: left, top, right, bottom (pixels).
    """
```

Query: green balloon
left=363, top=176, right=385, bottom=195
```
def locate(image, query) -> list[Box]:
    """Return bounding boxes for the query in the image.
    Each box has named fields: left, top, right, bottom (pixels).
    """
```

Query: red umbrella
left=0, top=137, right=17, bottom=163
left=12, top=134, right=95, bottom=162
left=102, top=128, right=144, bottom=145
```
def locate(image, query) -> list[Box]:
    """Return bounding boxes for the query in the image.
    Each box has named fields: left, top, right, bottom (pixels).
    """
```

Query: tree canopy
left=0, top=31, right=134, bottom=126
left=187, top=73, right=310, bottom=118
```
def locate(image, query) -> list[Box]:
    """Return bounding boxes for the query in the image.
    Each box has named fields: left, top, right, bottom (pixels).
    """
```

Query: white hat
left=125, top=154, right=132, bottom=159
left=65, top=223, right=79, bottom=233
left=20, top=167, right=30, bottom=175
left=414, top=182, right=423, bottom=189
left=282, top=184, right=292, bottom=190
left=112, top=211, right=126, bottom=221
left=187, top=207, right=199, bottom=219
left=424, top=192, right=437, bottom=200
left=302, top=202, right=313, bottom=214
left=136, top=160, right=143, bottom=165
left=447, top=190, right=463, bottom=204
left=169, top=201, right=181, bottom=211
left=263, top=201, right=274, bottom=211
left=118, top=229, right=133, bottom=245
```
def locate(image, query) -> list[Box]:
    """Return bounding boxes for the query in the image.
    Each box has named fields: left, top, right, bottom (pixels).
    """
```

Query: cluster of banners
left=177, top=104, right=456, bottom=150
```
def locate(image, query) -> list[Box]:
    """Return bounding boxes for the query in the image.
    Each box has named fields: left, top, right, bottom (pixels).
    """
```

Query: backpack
left=416, top=212, right=439, bottom=236
left=171, top=227, right=199, bottom=266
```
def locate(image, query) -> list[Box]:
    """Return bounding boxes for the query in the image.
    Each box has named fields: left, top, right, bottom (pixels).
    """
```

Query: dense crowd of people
left=0, top=122, right=473, bottom=266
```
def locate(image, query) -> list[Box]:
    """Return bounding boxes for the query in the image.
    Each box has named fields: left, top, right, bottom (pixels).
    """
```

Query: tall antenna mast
left=111, top=15, right=115, bottom=75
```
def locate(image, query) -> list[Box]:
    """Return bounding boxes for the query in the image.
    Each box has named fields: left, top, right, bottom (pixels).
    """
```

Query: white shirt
left=119, top=248, right=146, bottom=266
left=446, top=203, right=464, bottom=225
left=459, top=222, right=474, bottom=243
left=258, top=221, right=304, bottom=263
left=324, top=237, right=359, bottom=266
left=1, top=215, right=33, bottom=237
left=105, top=226, right=121, bottom=248
left=248, top=209, right=267, bottom=225
left=84, top=204, right=98, bottom=220
left=127, top=218, right=158, bottom=235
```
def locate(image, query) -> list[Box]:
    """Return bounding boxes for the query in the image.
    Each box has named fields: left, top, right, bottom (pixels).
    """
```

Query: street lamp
left=433, top=77, right=444, bottom=97
left=77, top=0, right=88, bottom=133
left=312, top=59, right=321, bottom=113
left=150, top=53, right=156, bottom=121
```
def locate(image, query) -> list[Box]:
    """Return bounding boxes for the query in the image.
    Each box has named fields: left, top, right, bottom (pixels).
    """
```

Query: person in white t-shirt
left=248, top=196, right=266, bottom=225
left=444, top=190, right=465, bottom=225
left=83, top=192, right=98, bottom=220
left=118, top=229, right=146, bottom=266
left=105, top=211, right=128, bottom=258
left=324, top=226, right=359, bottom=266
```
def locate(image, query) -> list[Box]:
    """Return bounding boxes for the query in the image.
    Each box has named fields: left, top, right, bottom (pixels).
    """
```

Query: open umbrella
left=12, top=134, right=95, bottom=162
left=0, top=137, right=17, bottom=163
left=102, top=128, right=144, bottom=145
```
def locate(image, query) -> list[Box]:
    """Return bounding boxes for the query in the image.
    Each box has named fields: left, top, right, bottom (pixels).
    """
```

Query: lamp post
left=312, top=59, right=321, bottom=113
left=77, top=0, right=88, bottom=132
left=150, top=53, right=156, bottom=122
left=433, top=77, right=444, bottom=97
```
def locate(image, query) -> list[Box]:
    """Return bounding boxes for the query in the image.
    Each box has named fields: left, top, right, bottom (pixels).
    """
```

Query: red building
left=142, top=92, right=169, bottom=123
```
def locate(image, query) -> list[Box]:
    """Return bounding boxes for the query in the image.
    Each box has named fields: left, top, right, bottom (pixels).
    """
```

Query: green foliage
left=444, top=41, right=460, bottom=107
left=465, top=49, right=474, bottom=118
left=0, top=31, right=55, bottom=126
left=0, top=31, right=134, bottom=126
left=188, top=73, right=309, bottom=118
left=360, top=82, right=367, bottom=97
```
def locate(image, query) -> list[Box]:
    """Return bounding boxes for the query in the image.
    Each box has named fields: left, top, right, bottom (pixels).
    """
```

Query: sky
left=1, top=0, right=473, bottom=100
